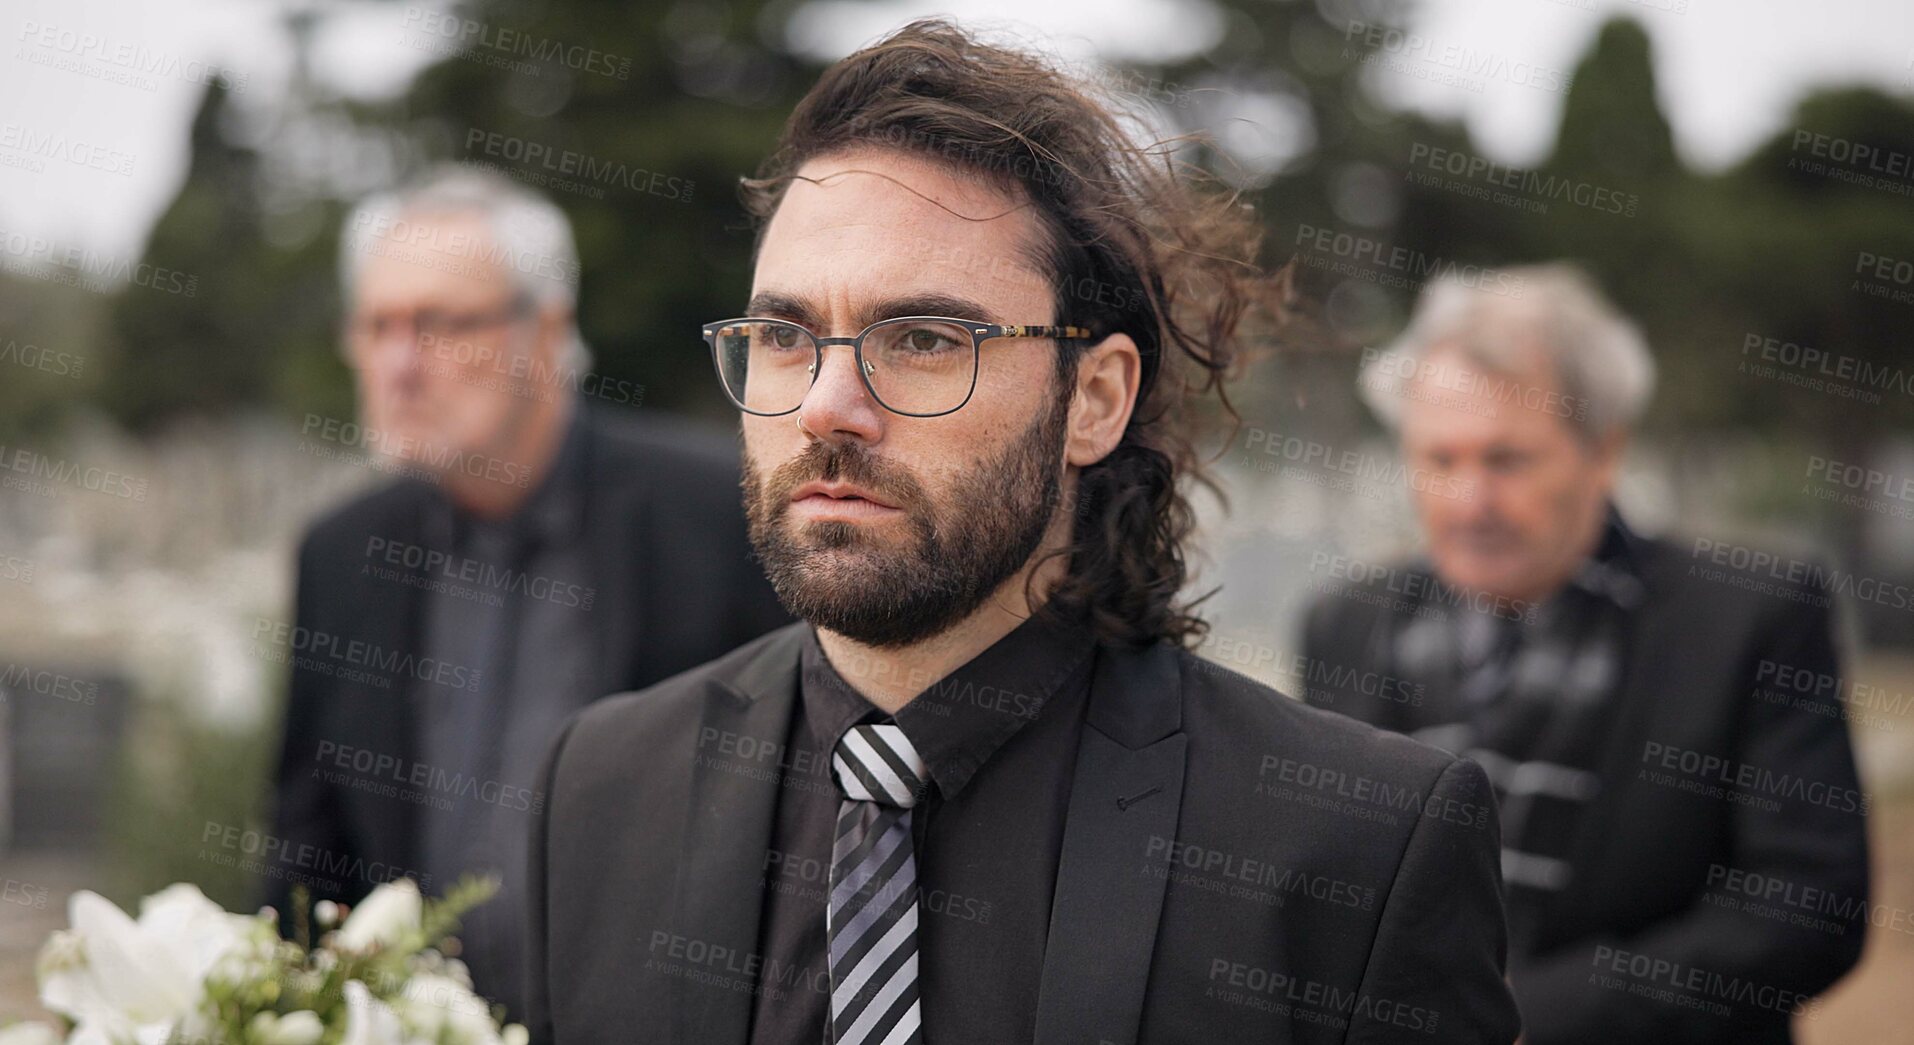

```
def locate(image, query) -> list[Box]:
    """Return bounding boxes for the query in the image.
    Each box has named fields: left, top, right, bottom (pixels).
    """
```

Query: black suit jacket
left=527, top=622, right=1522, bottom=1044
left=268, top=406, right=790, bottom=920
left=1301, top=535, right=1869, bottom=1043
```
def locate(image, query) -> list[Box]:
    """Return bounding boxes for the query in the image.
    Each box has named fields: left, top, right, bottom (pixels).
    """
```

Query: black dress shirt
left=416, top=409, right=595, bottom=1017
left=746, top=611, right=1098, bottom=1045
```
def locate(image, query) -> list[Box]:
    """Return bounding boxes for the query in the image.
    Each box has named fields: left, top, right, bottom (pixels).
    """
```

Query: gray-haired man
left=1302, top=264, right=1868, bottom=1043
left=267, top=166, right=789, bottom=1019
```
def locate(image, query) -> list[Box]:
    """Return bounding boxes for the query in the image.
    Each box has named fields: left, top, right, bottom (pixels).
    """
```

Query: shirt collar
left=1565, top=503, right=1647, bottom=610
left=799, top=611, right=1098, bottom=801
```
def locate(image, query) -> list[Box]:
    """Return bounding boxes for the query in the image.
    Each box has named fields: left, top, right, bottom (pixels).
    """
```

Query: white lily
left=397, top=971, right=501, bottom=1044
left=0, top=1023, right=63, bottom=1045
left=38, top=885, right=253, bottom=1042
left=340, top=980, right=409, bottom=1045
left=335, top=880, right=423, bottom=953
left=248, top=1010, right=326, bottom=1045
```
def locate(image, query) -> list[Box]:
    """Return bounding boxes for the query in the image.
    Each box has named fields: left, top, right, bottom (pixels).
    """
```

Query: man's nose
left=796, top=343, right=885, bottom=443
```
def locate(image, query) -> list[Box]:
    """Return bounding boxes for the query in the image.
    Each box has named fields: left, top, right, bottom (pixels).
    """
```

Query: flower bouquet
left=1, top=877, right=526, bottom=1045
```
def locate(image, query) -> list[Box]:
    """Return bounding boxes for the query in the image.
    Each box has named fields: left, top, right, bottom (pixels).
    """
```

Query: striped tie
left=827, top=723, right=929, bottom=1045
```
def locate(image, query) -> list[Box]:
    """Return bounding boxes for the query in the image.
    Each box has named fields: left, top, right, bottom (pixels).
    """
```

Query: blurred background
left=0, top=0, right=1910, bottom=1037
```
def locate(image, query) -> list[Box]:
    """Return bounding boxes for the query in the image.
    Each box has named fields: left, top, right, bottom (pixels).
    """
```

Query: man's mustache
left=766, top=441, right=927, bottom=514
left=1446, top=519, right=1523, bottom=547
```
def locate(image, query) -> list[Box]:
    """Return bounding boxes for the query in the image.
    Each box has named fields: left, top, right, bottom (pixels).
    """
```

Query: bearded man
left=525, top=20, right=1521, bottom=1045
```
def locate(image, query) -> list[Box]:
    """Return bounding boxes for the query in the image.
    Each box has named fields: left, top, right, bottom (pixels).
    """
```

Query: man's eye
left=765, top=326, right=803, bottom=348
left=903, top=328, right=954, bottom=352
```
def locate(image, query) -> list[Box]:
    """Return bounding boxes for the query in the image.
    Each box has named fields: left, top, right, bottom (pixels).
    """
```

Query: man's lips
left=788, top=479, right=903, bottom=519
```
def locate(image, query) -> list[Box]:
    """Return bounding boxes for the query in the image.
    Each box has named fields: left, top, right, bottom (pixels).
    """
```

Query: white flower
left=35, top=884, right=265, bottom=1045
left=0, top=1023, right=63, bottom=1045
left=335, top=881, right=423, bottom=953
left=41, top=891, right=209, bottom=1037
left=397, top=972, right=500, bottom=1044
left=340, top=981, right=408, bottom=1045
left=249, top=1010, right=325, bottom=1045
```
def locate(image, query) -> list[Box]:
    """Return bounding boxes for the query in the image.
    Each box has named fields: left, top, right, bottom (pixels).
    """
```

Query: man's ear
left=1590, top=427, right=1628, bottom=489
left=1066, top=333, right=1141, bottom=468
left=536, top=304, right=573, bottom=364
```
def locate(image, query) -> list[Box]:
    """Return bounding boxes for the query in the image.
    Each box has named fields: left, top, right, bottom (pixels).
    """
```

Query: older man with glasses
left=267, top=166, right=789, bottom=1022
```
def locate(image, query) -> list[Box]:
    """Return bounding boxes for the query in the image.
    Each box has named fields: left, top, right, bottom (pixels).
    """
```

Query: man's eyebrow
left=745, top=292, right=819, bottom=325
left=742, top=291, right=1006, bottom=330
left=869, top=293, right=997, bottom=324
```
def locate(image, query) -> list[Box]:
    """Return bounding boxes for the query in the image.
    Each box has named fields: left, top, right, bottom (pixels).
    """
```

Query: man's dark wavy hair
left=740, top=18, right=1285, bottom=649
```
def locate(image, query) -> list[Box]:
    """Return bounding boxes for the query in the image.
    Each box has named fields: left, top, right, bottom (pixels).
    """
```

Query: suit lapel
left=670, top=625, right=806, bottom=1045
left=1035, top=640, right=1188, bottom=1045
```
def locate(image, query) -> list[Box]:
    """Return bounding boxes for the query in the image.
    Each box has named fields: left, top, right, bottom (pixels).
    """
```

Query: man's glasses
left=346, top=296, right=534, bottom=357
left=701, top=316, right=1092, bottom=417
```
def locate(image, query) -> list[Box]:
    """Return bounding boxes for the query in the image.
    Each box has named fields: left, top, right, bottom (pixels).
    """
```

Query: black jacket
left=267, top=406, right=790, bottom=921
left=526, top=622, right=1522, bottom=1044
left=1301, top=531, right=1869, bottom=1044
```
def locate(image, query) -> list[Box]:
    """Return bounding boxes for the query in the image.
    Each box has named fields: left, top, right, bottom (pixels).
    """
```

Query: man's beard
left=742, top=385, right=1071, bottom=649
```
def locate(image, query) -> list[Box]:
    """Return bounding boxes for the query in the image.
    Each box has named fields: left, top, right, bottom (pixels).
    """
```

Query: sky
left=1, top=0, right=1910, bottom=261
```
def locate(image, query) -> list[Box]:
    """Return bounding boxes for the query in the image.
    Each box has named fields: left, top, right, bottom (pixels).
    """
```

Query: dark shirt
left=746, top=612, right=1098, bottom=1045
left=415, top=409, right=596, bottom=1018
